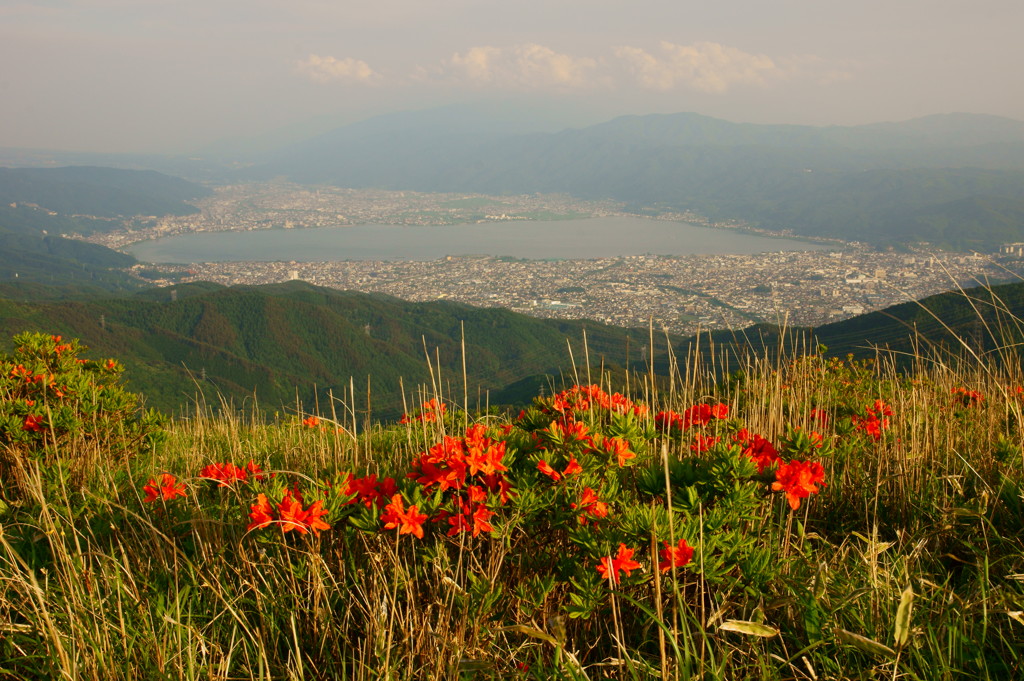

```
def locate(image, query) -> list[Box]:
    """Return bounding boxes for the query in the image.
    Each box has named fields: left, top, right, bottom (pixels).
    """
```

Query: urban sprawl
left=79, top=184, right=1024, bottom=336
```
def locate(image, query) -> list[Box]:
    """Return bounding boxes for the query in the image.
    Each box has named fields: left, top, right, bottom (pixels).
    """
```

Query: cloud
left=614, top=41, right=783, bottom=93
left=296, top=54, right=379, bottom=84
left=445, top=43, right=598, bottom=89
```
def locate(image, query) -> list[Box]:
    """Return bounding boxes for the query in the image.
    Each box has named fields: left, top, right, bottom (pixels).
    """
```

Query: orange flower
left=276, top=495, right=312, bottom=534
left=596, top=543, right=642, bottom=584
left=447, top=502, right=494, bottom=537
left=247, top=493, right=274, bottom=530
left=732, top=429, right=780, bottom=473
left=772, top=460, right=826, bottom=510
left=247, top=492, right=331, bottom=535
left=301, top=500, right=331, bottom=535
left=658, top=538, right=695, bottom=572
left=143, top=473, right=187, bottom=503
left=809, top=408, right=830, bottom=426
left=538, top=459, right=562, bottom=481
left=571, top=487, right=609, bottom=524
left=380, top=494, right=428, bottom=539
left=599, top=436, right=636, bottom=467
left=690, top=434, right=720, bottom=453
left=952, top=387, right=984, bottom=408
left=200, top=460, right=267, bottom=487
left=22, top=414, right=45, bottom=433
left=301, top=415, right=320, bottom=428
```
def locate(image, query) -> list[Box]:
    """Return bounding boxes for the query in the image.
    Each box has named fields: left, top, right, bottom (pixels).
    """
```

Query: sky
left=2, top=0, right=1022, bottom=154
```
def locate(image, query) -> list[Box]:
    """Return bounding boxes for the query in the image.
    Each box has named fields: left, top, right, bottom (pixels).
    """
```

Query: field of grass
left=1, top=325, right=1023, bottom=680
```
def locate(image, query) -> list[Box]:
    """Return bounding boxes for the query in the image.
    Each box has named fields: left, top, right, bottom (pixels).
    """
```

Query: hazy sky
left=2, top=0, right=1022, bottom=153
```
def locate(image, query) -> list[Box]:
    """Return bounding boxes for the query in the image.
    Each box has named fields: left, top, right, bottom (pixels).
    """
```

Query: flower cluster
left=772, top=460, right=827, bottom=510
left=658, top=538, right=695, bottom=572
left=550, top=384, right=648, bottom=418
left=143, top=473, right=187, bottom=502
left=341, top=473, right=399, bottom=508
left=380, top=494, right=429, bottom=538
left=400, top=398, right=447, bottom=424
left=732, top=428, right=781, bottom=473
left=248, top=489, right=330, bottom=536
left=200, top=460, right=267, bottom=486
left=404, top=423, right=512, bottom=538
left=851, top=399, right=893, bottom=441
left=596, top=543, right=642, bottom=584
left=655, top=402, right=730, bottom=433
left=951, top=387, right=984, bottom=408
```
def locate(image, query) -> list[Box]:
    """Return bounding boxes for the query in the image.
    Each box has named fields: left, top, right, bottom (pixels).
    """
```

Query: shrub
left=0, top=332, right=164, bottom=500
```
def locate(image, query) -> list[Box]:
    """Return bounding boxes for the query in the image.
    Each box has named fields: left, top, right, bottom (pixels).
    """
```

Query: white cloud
left=614, top=41, right=782, bottom=93
left=446, top=43, right=597, bottom=89
left=296, top=54, right=379, bottom=84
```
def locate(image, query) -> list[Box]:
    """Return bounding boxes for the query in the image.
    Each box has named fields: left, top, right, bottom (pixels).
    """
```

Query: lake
left=126, top=216, right=826, bottom=263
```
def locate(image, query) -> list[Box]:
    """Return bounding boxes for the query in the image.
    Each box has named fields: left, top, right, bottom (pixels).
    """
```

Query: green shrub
left=0, top=331, right=164, bottom=500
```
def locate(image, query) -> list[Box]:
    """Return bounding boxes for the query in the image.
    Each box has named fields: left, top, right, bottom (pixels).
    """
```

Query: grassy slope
left=1, top=328, right=1021, bottom=679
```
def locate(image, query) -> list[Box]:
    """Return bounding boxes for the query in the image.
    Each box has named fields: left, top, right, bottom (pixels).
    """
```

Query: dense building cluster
left=140, top=249, right=1007, bottom=335
left=72, top=184, right=1016, bottom=335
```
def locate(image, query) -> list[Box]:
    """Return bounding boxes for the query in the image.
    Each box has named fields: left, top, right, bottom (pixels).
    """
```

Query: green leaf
left=836, top=629, right=896, bottom=658
left=893, top=583, right=914, bottom=648
left=719, top=620, right=779, bottom=637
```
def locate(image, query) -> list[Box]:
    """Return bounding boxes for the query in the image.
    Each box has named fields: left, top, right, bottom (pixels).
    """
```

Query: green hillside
left=5, top=276, right=1024, bottom=416
left=0, top=281, right=668, bottom=416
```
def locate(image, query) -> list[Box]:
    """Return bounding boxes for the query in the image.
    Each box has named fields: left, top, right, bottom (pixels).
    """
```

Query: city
left=73, top=183, right=1021, bottom=335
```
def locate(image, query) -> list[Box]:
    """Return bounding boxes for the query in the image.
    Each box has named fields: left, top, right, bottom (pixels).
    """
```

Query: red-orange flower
left=596, top=543, right=642, bottom=584
left=247, top=493, right=274, bottom=530
left=599, top=436, right=636, bottom=466
left=143, top=473, right=187, bottom=503
left=301, top=415, right=320, bottom=428
left=733, top=429, right=780, bottom=473
left=809, top=408, right=830, bottom=426
left=247, top=491, right=331, bottom=535
left=537, top=459, right=562, bottom=481
left=302, top=500, right=331, bottom=535
left=447, top=501, right=495, bottom=537
left=772, top=460, right=826, bottom=510
left=22, top=414, right=45, bottom=433
left=951, top=387, right=984, bottom=408
left=571, top=487, right=609, bottom=524
left=200, top=460, right=266, bottom=487
left=400, top=398, right=447, bottom=424
left=380, top=494, right=428, bottom=538
left=658, top=538, right=695, bottom=572
left=690, top=434, right=720, bottom=453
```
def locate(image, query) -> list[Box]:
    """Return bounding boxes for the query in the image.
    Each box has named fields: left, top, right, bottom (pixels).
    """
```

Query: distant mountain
left=0, top=166, right=211, bottom=220
left=244, top=110, right=1024, bottom=249
left=0, top=165, right=214, bottom=290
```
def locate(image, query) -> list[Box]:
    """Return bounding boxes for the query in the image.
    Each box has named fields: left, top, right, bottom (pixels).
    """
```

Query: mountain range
left=239, top=110, right=1024, bottom=250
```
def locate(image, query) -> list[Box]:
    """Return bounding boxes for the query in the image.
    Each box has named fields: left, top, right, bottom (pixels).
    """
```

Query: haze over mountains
left=239, top=109, right=1024, bottom=250
left=8, top=107, right=1024, bottom=250
left=3, top=107, right=1024, bottom=414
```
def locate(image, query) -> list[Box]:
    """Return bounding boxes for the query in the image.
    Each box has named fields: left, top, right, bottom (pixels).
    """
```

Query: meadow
left=0, top=327, right=1021, bottom=680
